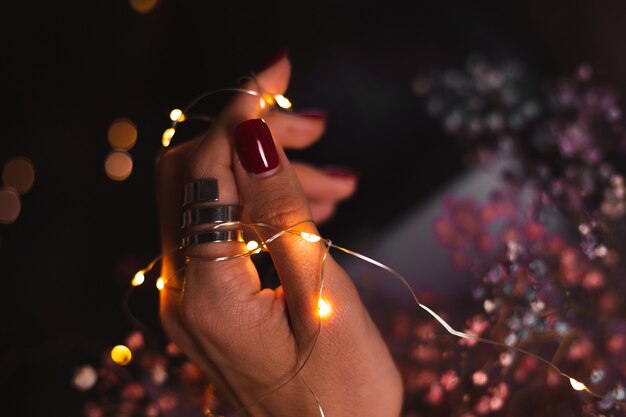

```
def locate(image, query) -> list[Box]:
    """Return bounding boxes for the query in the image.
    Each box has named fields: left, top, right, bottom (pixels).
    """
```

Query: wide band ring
left=182, top=205, right=243, bottom=228
left=181, top=230, right=244, bottom=248
left=182, top=178, right=219, bottom=207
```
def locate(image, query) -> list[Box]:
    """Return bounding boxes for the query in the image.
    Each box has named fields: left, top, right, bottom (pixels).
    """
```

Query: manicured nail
left=321, top=166, right=359, bottom=180
left=235, top=119, right=279, bottom=175
left=260, top=48, right=289, bottom=71
left=294, top=109, right=328, bottom=119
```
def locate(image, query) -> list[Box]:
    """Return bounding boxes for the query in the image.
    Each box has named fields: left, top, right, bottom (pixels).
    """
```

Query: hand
left=156, top=54, right=402, bottom=417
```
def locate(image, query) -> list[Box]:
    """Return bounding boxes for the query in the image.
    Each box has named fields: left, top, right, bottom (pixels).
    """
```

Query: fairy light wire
left=121, top=80, right=621, bottom=415
left=162, top=74, right=292, bottom=148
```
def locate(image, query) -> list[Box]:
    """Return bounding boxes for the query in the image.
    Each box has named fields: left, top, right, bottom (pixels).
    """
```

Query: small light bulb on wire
left=246, top=240, right=262, bottom=254
left=131, top=270, right=145, bottom=286
left=317, top=298, right=332, bottom=318
left=569, top=378, right=587, bottom=391
left=169, top=109, right=186, bottom=122
left=156, top=276, right=165, bottom=291
left=162, top=128, right=176, bottom=147
left=300, top=232, right=322, bottom=243
left=274, top=94, right=292, bottom=109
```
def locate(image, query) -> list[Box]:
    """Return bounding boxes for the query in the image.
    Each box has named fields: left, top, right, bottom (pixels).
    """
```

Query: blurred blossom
left=73, top=365, right=98, bottom=391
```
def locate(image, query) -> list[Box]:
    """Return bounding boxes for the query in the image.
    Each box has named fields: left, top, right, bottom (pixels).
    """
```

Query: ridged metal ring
left=182, top=178, right=219, bottom=207
left=182, top=205, right=242, bottom=228
left=181, top=230, right=243, bottom=248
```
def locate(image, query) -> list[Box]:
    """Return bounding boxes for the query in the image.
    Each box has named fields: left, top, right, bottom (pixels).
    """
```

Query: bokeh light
left=110, top=345, right=132, bottom=366
left=73, top=365, right=98, bottom=391
left=2, top=157, right=35, bottom=194
left=104, top=150, right=133, bottom=181
left=0, top=188, right=21, bottom=224
left=107, top=118, right=138, bottom=150
left=129, top=0, right=158, bottom=14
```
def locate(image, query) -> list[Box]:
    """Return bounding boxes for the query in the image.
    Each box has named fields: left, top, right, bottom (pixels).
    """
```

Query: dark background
left=3, top=0, right=626, bottom=415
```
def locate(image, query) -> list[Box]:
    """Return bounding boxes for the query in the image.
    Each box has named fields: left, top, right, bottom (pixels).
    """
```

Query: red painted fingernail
left=322, top=166, right=359, bottom=180
left=294, top=109, right=328, bottom=119
left=260, top=48, right=289, bottom=71
left=235, top=119, right=280, bottom=175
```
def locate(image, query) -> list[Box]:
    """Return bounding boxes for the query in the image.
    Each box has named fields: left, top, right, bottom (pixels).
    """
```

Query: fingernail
left=294, top=109, right=328, bottom=119
left=235, top=119, right=280, bottom=175
left=321, top=166, right=359, bottom=180
left=260, top=48, right=289, bottom=71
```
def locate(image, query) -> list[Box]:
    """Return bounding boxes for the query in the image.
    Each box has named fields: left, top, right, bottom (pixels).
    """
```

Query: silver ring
left=181, top=230, right=244, bottom=248
left=182, top=178, right=219, bottom=207
left=182, top=205, right=243, bottom=228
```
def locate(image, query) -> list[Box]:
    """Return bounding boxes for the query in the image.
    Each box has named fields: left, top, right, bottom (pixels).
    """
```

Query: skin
left=156, top=56, right=403, bottom=417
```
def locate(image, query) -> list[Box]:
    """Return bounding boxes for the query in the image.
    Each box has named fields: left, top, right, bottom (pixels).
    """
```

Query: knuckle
left=255, top=189, right=307, bottom=227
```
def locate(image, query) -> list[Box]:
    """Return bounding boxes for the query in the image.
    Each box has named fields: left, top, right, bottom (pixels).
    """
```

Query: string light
left=246, top=240, right=262, bottom=254
left=300, top=231, right=322, bottom=243
left=162, top=128, right=175, bottom=147
left=570, top=378, right=588, bottom=391
left=156, top=276, right=165, bottom=291
left=273, top=94, right=292, bottom=109
left=317, top=298, right=332, bottom=318
left=126, top=220, right=620, bottom=417
left=110, top=345, right=132, bottom=366
left=169, top=109, right=185, bottom=122
left=131, top=270, right=145, bottom=286
left=160, top=77, right=293, bottom=148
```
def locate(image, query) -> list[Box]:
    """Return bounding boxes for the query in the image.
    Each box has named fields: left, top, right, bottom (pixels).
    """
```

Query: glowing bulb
left=274, top=94, right=292, bottom=109
left=259, top=98, right=267, bottom=109
left=317, top=298, right=332, bottom=318
left=300, top=232, right=321, bottom=243
left=246, top=240, right=261, bottom=254
left=111, top=345, right=132, bottom=366
left=169, top=109, right=185, bottom=122
left=156, top=276, right=165, bottom=291
left=569, top=377, right=587, bottom=391
left=162, top=128, right=175, bottom=147
left=132, top=270, right=145, bottom=286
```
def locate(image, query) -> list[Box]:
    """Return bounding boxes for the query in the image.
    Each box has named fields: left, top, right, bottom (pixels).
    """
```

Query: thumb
left=232, top=119, right=329, bottom=335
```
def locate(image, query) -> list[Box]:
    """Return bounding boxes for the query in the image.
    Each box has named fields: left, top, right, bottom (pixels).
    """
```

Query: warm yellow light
left=156, top=276, right=165, bottom=291
left=162, top=128, right=175, bottom=147
left=2, top=157, right=35, bottom=194
left=300, top=232, right=322, bottom=243
left=131, top=270, right=145, bottom=286
left=274, top=94, right=292, bottom=109
left=169, top=109, right=185, bottom=122
left=104, top=151, right=133, bottom=181
left=246, top=240, right=261, bottom=254
left=129, top=0, right=158, bottom=14
left=107, top=118, right=138, bottom=150
left=317, top=298, right=332, bottom=318
left=111, top=345, right=132, bottom=366
left=259, top=98, right=267, bottom=109
left=569, top=377, right=586, bottom=391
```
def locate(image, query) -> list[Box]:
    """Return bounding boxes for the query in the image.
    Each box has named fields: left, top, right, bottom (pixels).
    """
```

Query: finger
left=159, top=56, right=292, bottom=331
left=309, top=201, right=335, bottom=224
left=264, top=110, right=327, bottom=149
left=292, top=163, right=357, bottom=203
left=232, top=118, right=350, bottom=336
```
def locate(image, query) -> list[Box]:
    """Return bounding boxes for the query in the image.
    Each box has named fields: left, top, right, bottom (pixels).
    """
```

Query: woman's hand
left=156, top=54, right=402, bottom=417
